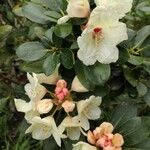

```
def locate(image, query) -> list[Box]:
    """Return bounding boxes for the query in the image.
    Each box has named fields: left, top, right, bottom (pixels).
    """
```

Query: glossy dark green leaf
left=54, top=23, right=72, bottom=38
left=84, top=62, right=111, bottom=85
left=16, top=42, right=47, bottom=61
left=43, top=53, right=60, bottom=75
left=111, top=102, right=137, bottom=130
left=60, top=49, right=74, bottom=69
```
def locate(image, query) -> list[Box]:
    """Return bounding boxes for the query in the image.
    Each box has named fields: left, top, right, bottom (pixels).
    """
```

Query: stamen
left=92, top=27, right=103, bottom=46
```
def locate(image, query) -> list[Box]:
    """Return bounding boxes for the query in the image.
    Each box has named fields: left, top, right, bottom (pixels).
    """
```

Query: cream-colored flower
left=25, top=73, right=47, bottom=100
left=71, top=76, right=89, bottom=92
left=36, top=99, right=53, bottom=114
left=25, top=116, right=63, bottom=146
left=36, top=65, right=60, bottom=85
left=73, top=141, right=97, bottom=150
left=77, top=96, right=102, bottom=130
left=57, top=0, right=90, bottom=24
left=77, top=5, right=128, bottom=65
left=14, top=98, right=39, bottom=122
left=58, top=116, right=83, bottom=140
left=94, top=0, right=133, bottom=19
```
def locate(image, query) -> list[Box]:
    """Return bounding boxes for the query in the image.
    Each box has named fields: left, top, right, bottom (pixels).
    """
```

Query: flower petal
left=67, top=127, right=81, bottom=140
left=94, top=0, right=133, bottom=18
left=71, top=76, right=89, bottom=92
left=14, top=98, right=32, bottom=112
left=57, top=15, right=70, bottom=24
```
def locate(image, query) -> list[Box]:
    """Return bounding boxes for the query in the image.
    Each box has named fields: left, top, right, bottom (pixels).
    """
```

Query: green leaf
left=141, top=116, right=150, bottom=131
left=133, top=138, right=150, bottom=150
left=16, top=42, right=47, bottom=61
left=118, top=117, right=142, bottom=137
left=128, top=55, right=143, bottom=65
left=45, top=27, right=55, bottom=43
left=84, top=62, right=111, bottom=85
left=43, top=137, right=58, bottom=150
left=111, top=102, right=137, bottom=130
left=75, top=60, right=94, bottom=90
left=20, top=59, right=44, bottom=73
left=124, top=124, right=149, bottom=146
left=54, top=23, right=72, bottom=38
left=123, top=66, right=139, bottom=87
left=144, top=89, right=150, bottom=106
left=22, top=2, right=50, bottom=24
left=134, top=25, right=150, bottom=47
left=0, top=25, right=12, bottom=40
left=43, top=53, right=60, bottom=75
left=44, top=11, right=61, bottom=19
left=60, top=49, right=74, bottom=69
left=136, top=82, right=148, bottom=96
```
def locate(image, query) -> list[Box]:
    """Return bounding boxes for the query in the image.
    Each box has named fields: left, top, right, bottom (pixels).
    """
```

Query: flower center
left=92, top=27, right=103, bottom=46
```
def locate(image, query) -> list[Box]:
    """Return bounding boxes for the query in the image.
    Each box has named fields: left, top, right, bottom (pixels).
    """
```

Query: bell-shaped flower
left=14, top=98, right=39, bottom=122
left=25, top=116, right=64, bottom=146
left=58, top=116, right=84, bottom=140
left=94, top=0, right=133, bottom=19
left=77, top=5, right=128, bottom=65
left=77, top=96, right=102, bottom=130
left=57, top=0, right=90, bottom=24
left=71, top=76, right=89, bottom=92
left=35, top=64, right=60, bottom=85
left=25, top=73, right=47, bottom=101
left=73, top=142, right=97, bottom=150
left=87, top=122, right=124, bottom=150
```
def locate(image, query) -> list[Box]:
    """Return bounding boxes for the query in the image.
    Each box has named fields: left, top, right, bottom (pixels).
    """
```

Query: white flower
left=58, top=116, right=83, bottom=140
left=25, top=116, right=63, bottom=146
left=94, top=0, right=133, bottom=19
left=36, top=99, right=53, bottom=114
left=36, top=65, right=60, bottom=85
left=77, top=96, right=102, bottom=130
left=57, top=0, right=90, bottom=24
left=14, top=98, right=39, bottom=122
left=25, top=73, right=47, bottom=100
left=73, top=141, right=97, bottom=150
left=77, top=5, right=128, bottom=65
left=71, top=76, right=89, bottom=92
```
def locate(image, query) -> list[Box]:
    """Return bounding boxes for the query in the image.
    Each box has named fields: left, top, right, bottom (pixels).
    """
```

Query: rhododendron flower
left=87, top=122, right=124, bottom=150
left=36, top=99, right=53, bottom=114
left=58, top=116, right=85, bottom=140
left=35, top=65, right=60, bottom=85
left=94, top=0, right=133, bottom=19
left=57, top=0, right=90, bottom=24
left=71, top=76, right=89, bottom=92
left=73, top=141, right=97, bottom=150
left=14, top=98, right=39, bottom=122
left=25, top=116, right=64, bottom=146
left=77, top=96, right=102, bottom=130
left=77, top=5, right=128, bottom=65
left=25, top=73, right=47, bottom=100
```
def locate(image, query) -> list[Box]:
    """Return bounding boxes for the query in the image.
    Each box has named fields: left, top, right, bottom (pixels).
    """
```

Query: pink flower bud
left=55, top=87, right=62, bottom=95
left=56, top=79, right=67, bottom=88
left=62, top=88, right=69, bottom=96
left=57, top=93, right=65, bottom=101
left=62, top=101, right=75, bottom=113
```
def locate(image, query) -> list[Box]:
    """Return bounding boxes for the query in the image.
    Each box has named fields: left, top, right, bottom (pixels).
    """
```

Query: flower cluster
left=14, top=66, right=102, bottom=146
left=58, top=0, right=133, bottom=65
left=73, top=122, right=124, bottom=150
